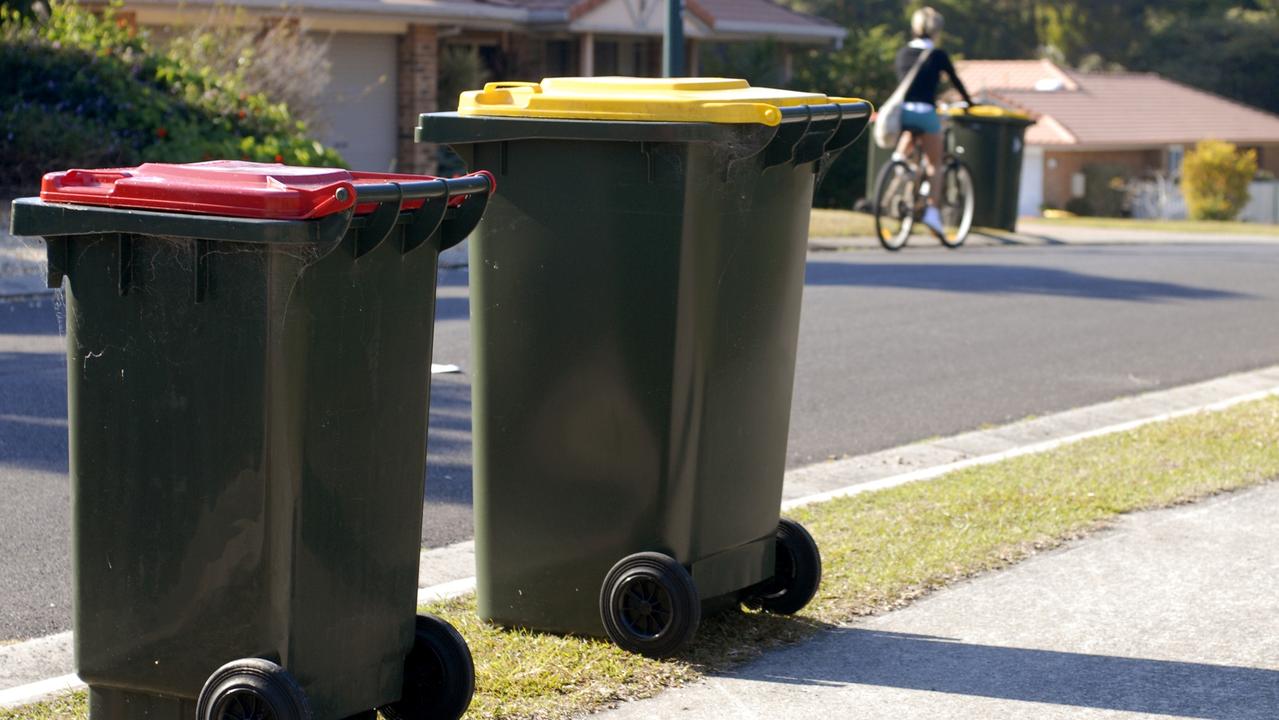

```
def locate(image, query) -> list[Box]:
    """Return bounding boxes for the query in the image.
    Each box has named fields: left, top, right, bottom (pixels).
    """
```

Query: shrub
left=163, top=7, right=332, bottom=130
left=1081, top=164, right=1128, bottom=217
left=0, top=0, right=342, bottom=191
left=1063, top=196, right=1092, bottom=216
left=1181, top=139, right=1257, bottom=221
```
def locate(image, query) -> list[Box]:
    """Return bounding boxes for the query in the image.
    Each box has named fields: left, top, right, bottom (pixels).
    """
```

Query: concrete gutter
left=3, top=364, right=1277, bottom=710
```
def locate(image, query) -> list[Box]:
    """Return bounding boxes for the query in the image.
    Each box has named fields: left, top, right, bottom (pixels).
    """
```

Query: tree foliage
left=0, top=0, right=343, bottom=191
left=1181, top=139, right=1257, bottom=220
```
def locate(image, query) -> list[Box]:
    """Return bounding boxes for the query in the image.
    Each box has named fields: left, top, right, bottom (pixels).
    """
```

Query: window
left=546, top=40, right=573, bottom=77
left=595, top=41, right=619, bottom=76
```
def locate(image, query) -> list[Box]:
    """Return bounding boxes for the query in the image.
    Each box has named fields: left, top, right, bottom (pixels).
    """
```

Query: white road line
left=4, top=372, right=1278, bottom=710
left=0, top=673, right=84, bottom=709
left=781, top=386, right=1279, bottom=511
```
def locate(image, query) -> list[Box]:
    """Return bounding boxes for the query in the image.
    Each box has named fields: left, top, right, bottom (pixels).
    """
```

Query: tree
left=0, top=0, right=343, bottom=190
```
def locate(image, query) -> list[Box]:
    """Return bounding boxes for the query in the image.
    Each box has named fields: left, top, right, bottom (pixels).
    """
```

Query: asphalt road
left=3, top=242, right=1279, bottom=641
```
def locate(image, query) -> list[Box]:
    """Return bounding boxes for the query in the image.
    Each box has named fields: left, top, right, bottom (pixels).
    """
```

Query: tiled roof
left=956, top=59, right=1078, bottom=93
left=956, top=60, right=1279, bottom=147
left=477, top=0, right=840, bottom=33
left=692, top=0, right=839, bottom=30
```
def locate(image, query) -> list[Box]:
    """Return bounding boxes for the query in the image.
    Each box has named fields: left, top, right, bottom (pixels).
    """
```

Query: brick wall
left=1250, top=144, right=1279, bottom=175
left=1042, top=149, right=1162, bottom=209
left=397, top=24, right=439, bottom=175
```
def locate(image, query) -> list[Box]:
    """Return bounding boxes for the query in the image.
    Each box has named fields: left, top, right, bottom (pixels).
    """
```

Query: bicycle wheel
left=872, top=160, right=916, bottom=251
left=937, top=160, right=975, bottom=248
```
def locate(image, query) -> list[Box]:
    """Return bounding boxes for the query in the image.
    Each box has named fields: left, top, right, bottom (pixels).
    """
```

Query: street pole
left=663, top=0, right=684, bottom=77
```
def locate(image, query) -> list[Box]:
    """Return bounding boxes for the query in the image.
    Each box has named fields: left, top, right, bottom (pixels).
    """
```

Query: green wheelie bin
left=9, top=161, right=494, bottom=720
left=418, top=78, right=871, bottom=657
left=943, top=106, right=1035, bottom=231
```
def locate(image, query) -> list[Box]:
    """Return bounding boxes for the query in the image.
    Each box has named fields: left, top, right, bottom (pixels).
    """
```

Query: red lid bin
left=39, top=161, right=495, bottom=220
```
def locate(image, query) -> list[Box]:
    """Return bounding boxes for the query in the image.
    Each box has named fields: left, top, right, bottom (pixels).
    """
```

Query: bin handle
left=349, top=172, right=496, bottom=258
left=481, top=81, right=542, bottom=94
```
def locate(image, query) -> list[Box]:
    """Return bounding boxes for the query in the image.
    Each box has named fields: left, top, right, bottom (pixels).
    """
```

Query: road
left=3, top=242, right=1279, bottom=641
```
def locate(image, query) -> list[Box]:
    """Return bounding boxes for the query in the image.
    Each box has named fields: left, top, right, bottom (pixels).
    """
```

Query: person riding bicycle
left=894, top=7, right=973, bottom=236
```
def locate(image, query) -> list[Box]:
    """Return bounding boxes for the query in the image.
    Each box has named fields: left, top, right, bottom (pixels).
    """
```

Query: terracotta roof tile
left=692, top=0, right=839, bottom=29
left=956, top=60, right=1279, bottom=147
left=475, top=0, right=837, bottom=29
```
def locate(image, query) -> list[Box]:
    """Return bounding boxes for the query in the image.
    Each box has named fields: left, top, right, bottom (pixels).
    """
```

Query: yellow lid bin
left=943, top=104, right=1034, bottom=122
left=458, top=77, right=866, bottom=127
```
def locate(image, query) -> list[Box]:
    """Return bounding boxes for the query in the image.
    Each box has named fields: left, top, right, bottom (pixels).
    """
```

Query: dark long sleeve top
left=895, top=45, right=973, bottom=107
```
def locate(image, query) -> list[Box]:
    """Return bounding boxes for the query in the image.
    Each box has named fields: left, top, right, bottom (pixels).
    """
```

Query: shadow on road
left=804, top=262, right=1249, bottom=302
left=746, top=628, right=1278, bottom=718
left=423, top=374, right=475, bottom=544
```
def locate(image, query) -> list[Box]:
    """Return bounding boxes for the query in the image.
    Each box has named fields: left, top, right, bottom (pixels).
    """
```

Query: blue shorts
left=902, top=106, right=941, bottom=134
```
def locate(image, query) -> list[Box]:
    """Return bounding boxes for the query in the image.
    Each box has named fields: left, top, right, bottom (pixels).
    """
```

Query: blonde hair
left=911, top=7, right=944, bottom=38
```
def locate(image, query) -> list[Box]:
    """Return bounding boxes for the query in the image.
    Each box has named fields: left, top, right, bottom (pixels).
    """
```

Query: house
left=111, top=0, right=844, bottom=173
left=955, top=59, right=1279, bottom=217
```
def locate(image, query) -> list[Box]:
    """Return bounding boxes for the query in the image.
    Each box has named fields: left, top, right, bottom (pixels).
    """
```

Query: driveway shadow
left=0, top=295, right=65, bottom=336
left=423, top=373, right=474, bottom=545
left=804, top=262, right=1248, bottom=302
left=742, top=628, right=1279, bottom=718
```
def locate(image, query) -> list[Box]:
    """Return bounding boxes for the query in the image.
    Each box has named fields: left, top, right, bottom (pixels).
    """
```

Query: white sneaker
left=922, top=205, right=945, bottom=235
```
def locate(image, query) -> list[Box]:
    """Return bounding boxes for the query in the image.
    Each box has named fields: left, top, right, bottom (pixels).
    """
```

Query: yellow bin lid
left=944, top=105, right=1034, bottom=122
left=457, top=77, right=861, bottom=127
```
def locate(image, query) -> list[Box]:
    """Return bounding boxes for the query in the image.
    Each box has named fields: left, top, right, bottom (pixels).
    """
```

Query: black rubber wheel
left=873, top=159, right=917, bottom=251
left=936, top=160, right=975, bottom=248
left=196, top=658, right=311, bottom=720
left=748, top=519, right=822, bottom=615
left=600, top=551, right=700, bottom=658
left=380, top=614, right=475, bottom=720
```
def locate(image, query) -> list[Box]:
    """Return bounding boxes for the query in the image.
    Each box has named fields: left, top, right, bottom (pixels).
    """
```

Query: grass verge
left=6, top=396, right=1278, bottom=720
left=809, top=208, right=877, bottom=238
left=1027, top=216, right=1279, bottom=237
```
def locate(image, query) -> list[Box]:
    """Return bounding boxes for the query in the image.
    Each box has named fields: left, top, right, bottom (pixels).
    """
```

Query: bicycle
left=871, top=111, right=975, bottom=251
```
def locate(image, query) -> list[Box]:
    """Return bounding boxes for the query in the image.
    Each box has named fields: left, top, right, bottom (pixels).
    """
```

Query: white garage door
left=315, top=32, right=398, bottom=172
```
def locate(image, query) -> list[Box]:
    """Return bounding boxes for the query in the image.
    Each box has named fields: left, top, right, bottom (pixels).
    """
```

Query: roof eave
left=710, top=19, right=846, bottom=43
left=126, top=0, right=530, bottom=24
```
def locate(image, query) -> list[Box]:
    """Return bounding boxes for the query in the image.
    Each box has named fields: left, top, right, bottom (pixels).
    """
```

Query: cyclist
left=894, top=7, right=974, bottom=236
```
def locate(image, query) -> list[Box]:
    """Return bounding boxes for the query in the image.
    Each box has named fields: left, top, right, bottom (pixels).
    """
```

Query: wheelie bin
left=944, top=106, right=1035, bottom=231
left=417, top=78, right=872, bottom=657
left=8, top=161, right=495, bottom=720
left=865, top=125, right=896, bottom=209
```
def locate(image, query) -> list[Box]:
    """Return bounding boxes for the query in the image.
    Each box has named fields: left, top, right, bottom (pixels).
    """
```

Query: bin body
left=945, top=111, right=1035, bottom=231
left=865, top=131, right=896, bottom=205
left=420, top=95, right=869, bottom=636
left=11, top=171, right=473, bottom=718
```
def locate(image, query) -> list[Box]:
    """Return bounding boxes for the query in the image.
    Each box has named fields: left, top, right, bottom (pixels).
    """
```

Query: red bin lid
left=38, top=161, right=474, bottom=220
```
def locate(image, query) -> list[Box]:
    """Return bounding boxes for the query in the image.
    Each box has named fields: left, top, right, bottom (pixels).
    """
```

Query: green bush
left=0, top=0, right=342, bottom=191
left=1081, top=164, right=1128, bottom=218
left=1181, top=139, right=1257, bottom=221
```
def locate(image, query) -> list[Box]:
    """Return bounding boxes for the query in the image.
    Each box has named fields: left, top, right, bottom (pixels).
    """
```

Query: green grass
left=7, top=397, right=1278, bottom=720
left=0, top=693, right=85, bottom=720
left=809, top=208, right=877, bottom=238
left=1029, top=215, right=1279, bottom=236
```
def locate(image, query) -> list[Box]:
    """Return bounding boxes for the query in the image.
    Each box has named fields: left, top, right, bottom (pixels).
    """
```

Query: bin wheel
left=380, top=614, right=475, bottom=720
left=747, top=519, right=822, bottom=615
left=600, top=551, right=700, bottom=658
left=340, top=713, right=378, bottom=720
left=196, top=658, right=311, bottom=720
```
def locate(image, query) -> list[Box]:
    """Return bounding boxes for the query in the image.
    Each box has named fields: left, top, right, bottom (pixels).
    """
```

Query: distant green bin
left=419, top=77, right=871, bottom=657
left=864, top=106, right=1034, bottom=231
left=9, top=162, right=493, bottom=720
left=944, top=106, right=1036, bottom=231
